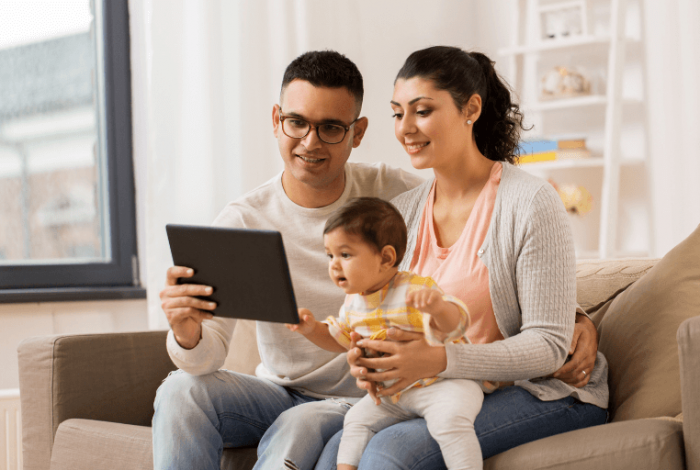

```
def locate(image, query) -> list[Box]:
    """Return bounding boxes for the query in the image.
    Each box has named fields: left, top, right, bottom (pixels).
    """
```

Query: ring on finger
left=581, top=370, right=586, bottom=376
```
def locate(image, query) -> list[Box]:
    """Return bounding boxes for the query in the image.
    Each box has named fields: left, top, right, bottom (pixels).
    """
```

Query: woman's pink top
left=410, top=162, right=505, bottom=344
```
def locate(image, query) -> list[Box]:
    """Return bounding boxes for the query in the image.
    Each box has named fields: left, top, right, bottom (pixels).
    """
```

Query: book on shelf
left=518, top=151, right=557, bottom=164
left=517, top=136, right=590, bottom=164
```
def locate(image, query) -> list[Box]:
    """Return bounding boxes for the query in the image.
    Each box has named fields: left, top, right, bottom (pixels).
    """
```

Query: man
left=154, top=50, right=423, bottom=470
left=154, top=50, right=600, bottom=470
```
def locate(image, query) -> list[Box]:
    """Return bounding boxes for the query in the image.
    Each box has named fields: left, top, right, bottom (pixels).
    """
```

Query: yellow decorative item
left=549, top=179, right=594, bottom=216
left=559, top=184, right=593, bottom=216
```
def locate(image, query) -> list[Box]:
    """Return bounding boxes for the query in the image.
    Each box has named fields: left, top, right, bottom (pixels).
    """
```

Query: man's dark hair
left=281, top=50, right=364, bottom=114
left=324, top=197, right=407, bottom=267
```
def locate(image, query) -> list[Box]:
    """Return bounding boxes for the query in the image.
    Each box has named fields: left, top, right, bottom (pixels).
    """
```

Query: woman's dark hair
left=282, top=50, right=364, bottom=114
left=324, top=197, right=407, bottom=267
left=395, top=46, right=526, bottom=163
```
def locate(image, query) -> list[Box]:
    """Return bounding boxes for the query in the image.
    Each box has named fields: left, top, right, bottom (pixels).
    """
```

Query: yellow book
left=518, top=151, right=557, bottom=164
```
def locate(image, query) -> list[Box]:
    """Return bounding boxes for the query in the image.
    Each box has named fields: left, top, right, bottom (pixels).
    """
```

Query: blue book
left=517, top=140, right=558, bottom=155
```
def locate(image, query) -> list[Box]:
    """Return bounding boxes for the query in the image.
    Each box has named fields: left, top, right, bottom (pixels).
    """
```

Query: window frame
left=0, top=0, right=144, bottom=302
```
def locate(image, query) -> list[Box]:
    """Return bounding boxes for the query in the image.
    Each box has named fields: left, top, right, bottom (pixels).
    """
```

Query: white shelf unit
left=500, top=0, right=650, bottom=259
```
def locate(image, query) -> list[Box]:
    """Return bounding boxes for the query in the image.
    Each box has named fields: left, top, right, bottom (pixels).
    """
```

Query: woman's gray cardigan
left=391, top=162, right=608, bottom=408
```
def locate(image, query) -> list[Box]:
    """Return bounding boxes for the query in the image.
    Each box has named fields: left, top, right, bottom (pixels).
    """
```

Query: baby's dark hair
left=323, top=197, right=407, bottom=267
left=396, top=46, right=527, bottom=163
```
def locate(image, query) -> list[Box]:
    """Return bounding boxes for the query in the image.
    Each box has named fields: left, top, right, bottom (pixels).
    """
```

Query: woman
left=317, top=46, right=608, bottom=469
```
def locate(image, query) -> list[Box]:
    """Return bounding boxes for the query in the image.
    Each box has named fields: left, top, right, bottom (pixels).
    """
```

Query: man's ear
left=272, top=104, right=281, bottom=138
left=352, top=117, right=369, bottom=148
left=463, top=93, right=482, bottom=126
left=380, top=245, right=397, bottom=270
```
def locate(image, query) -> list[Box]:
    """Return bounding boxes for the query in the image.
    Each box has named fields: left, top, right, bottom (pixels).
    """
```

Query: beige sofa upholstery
left=18, top=227, right=700, bottom=470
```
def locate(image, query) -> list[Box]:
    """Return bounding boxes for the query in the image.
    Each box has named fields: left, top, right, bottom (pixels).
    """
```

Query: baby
left=286, top=197, right=487, bottom=470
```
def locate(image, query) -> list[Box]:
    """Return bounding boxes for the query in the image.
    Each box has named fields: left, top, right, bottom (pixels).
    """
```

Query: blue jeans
left=152, top=369, right=356, bottom=470
left=316, top=385, right=608, bottom=469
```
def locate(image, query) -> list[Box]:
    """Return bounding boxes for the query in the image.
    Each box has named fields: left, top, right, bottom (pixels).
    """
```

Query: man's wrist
left=174, top=329, right=201, bottom=350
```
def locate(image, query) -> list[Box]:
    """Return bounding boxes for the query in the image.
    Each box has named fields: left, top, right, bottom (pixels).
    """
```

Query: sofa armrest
left=17, top=331, right=176, bottom=470
left=678, top=315, right=700, bottom=470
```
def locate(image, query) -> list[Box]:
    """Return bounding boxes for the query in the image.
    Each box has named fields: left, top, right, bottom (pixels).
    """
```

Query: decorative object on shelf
left=540, top=66, right=591, bottom=100
left=549, top=179, right=594, bottom=216
left=539, top=0, right=587, bottom=41
left=517, top=135, right=591, bottom=164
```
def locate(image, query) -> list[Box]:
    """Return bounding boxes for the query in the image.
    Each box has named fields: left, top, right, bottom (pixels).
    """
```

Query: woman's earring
left=467, top=119, right=473, bottom=125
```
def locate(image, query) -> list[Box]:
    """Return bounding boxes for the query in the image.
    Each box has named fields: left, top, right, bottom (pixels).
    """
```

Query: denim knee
left=257, top=399, right=350, bottom=470
left=154, top=370, right=218, bottom=417
left=267, top=399, right=348, bottom=439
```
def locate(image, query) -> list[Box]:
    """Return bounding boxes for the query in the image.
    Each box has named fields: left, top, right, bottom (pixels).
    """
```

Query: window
left=0, top=0, right=143, bottom=301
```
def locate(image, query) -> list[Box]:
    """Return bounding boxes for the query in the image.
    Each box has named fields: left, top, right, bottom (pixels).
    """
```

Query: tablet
left=166, top=224, right=299, bottom=324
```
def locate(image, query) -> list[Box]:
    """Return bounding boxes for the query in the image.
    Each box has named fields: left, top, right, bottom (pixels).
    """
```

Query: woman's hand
left=347, top=332, right=381, bottom=405
left=347, top=328, right=448, bottom=398
left=552, top=314, right=598, bottom=387
left=160, top=266, right=216, bottom=349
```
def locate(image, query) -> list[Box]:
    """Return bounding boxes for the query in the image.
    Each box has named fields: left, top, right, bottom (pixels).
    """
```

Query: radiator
left=0, top=390, right=21, bottom=470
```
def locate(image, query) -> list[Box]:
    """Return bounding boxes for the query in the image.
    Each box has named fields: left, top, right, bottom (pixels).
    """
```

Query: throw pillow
left=596, top=224, right=700, bottom=422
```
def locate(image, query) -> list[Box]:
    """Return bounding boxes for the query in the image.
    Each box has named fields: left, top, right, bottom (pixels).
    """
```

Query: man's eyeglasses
left=279, top=111, right=359, bottom=144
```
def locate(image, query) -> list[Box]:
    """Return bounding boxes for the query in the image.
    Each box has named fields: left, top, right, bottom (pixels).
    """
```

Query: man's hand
left=286, top=308, right=318, bottom=336
left=552, top=314, right=598, bottom=387
left=347, top=328, right=447, bottom=398
left=159, top=266, right=216, bottom=349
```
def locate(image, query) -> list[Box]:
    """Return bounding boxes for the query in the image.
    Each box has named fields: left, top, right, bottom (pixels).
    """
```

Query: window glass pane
left=0, top=0, right=109, bottom=265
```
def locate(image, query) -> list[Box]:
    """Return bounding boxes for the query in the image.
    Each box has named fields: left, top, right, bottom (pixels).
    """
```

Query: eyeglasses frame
left=278, top=110, right=360, bottom=144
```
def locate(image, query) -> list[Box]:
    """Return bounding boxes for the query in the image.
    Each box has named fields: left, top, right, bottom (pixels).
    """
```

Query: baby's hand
left=286, top=308, right=317, bottom=336
left=406, top=289, right=446, bottom=316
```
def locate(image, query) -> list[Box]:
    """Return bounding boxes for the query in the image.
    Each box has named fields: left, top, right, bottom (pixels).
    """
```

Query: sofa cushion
left=593, top=224, right=700, bottom=422
left=50, top=420, right=152, bottom=470
left=51, top=417, right=684, bottom=470
left=49, top=419, right=258, bottom=470
left=484, top=417, right=684, bottom=470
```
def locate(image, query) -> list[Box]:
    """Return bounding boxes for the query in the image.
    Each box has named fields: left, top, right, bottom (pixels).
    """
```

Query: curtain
left=141, top=0, right=304, bottom=329
left=644, top=0, right=700, bottom=256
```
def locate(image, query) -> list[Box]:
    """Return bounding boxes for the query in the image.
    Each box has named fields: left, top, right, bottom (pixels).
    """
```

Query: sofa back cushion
left=575, top=258, right=658, bottom=313
left=590, top=224, right=700, bottom=422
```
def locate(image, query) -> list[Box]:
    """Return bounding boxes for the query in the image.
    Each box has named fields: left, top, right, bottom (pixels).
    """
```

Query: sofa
left=18, top=224, right=700, bottom=470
